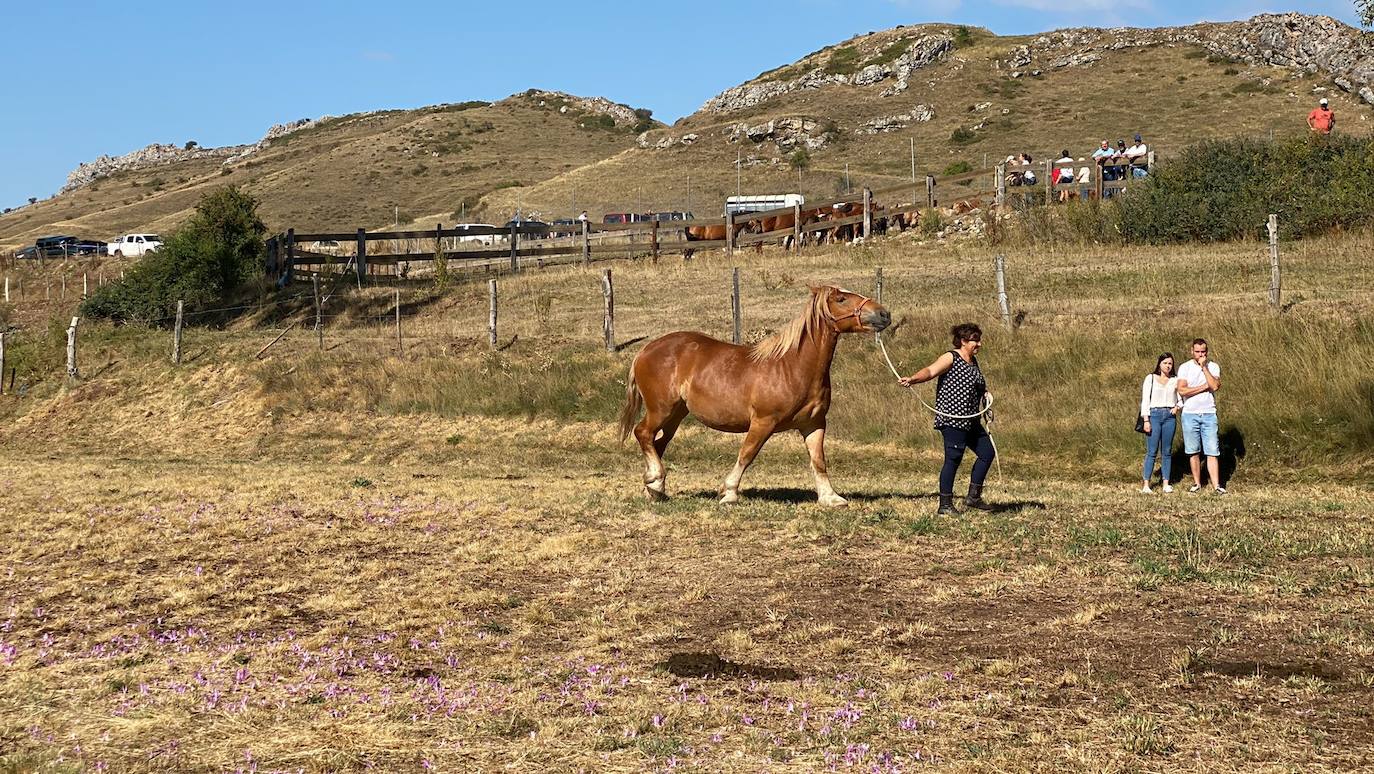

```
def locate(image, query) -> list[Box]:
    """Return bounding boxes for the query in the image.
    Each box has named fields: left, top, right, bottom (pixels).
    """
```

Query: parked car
left=107, top=233, right=162, bottom=257
left=307, top=240, right=343, bottom=255
left=504, top=219, right=549, bottom=239
left=451, top=223, right=499, bottom=246
left=23, top=235, right=104, bottom=258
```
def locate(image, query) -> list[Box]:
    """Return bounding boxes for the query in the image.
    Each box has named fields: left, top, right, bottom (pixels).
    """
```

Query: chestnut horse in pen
left=618, top=286, right=891, bottom=506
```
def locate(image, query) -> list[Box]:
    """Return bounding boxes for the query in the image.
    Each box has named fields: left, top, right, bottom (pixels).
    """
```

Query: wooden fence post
left=82, top=273, right=88, bottom=299
left=509, top=223, right=519, bottom=273
left=66, top=317, right=80, bottom=380
left=1146, top=150, right=1156, bottom=174
left=875, top=266, right=883, bottom=305
left=172, top=300, right=184, bottom=364
left=394, top=288, right=402, bottom=354
left=313, top=274, right=323, bottom=350
left=925, top=174, right=935, bottom=208
left=731, top=267, right=742, bottom=345
left=995, top=163, right=1006, bottom=207
left=1094, top=164, right=1104, bottom=201
left=651, top=219, right=660, bottom=263
left=725, top=211, right=735, bottom=255
left=1044, top=160, right=1053, bottom=205
left=602, top=269, right=615, bottom=353
left=1267, top=213, right=1281, bottom=315
left=581, top=220, right=590, bottom=266
left=994, top=254, right=1011, bottom=331
left=285, top=229, right=295, bottom=286
left=355, top=228, right=367, bottom=289
left=792, top=202, right=802, bottom=252
left=862, top=188, right=873, bottom=239
left=3, top=276, right=8, bottom=303
left=488, top=279, right=498, bottom=348
left=265, top=236, right=277, bottom=278
left=0, top=331, right=5, bottom=395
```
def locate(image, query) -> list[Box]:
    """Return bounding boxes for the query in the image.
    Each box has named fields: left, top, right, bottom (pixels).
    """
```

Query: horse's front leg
left=800, top=425, right=847, bottom=508
left=720, top=419, right=777, bottom=504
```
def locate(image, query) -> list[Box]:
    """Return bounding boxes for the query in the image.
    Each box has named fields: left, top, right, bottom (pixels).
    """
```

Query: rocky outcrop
left=1015, top=14, right=1374, bottom=105
left=62, top=118, right=321, bottom=192
left=515, top=89, right=642, bottom=126
left=699, top=32, right=952, bottom=114
left=723, top=117, right=833, bottom=151
left=855, top=105, right=935, bottom=134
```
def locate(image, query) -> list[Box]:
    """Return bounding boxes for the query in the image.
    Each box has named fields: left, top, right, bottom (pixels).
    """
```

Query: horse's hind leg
left=635, top=400, right=684, bottom=501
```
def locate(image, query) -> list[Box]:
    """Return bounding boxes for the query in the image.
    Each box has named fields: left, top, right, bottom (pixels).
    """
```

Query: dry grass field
left=2, top=227, right=1373, bottom=771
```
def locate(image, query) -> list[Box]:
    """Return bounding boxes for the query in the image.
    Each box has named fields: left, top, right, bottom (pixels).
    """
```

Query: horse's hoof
left=644, top=486, right=668, bottom=502
left=719, top=491, right=740, bottom=505
left=819, top=494, right=849, bottom=508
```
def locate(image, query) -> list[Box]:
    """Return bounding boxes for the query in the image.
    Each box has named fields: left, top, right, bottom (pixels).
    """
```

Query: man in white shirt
left=1177, top=338, right=1224, bottom=494
left=1125, top=133, right=1149, bottom=178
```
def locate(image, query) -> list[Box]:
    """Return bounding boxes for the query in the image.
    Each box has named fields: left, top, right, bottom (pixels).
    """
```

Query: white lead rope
left=875, top=333, right=1002, bottom=485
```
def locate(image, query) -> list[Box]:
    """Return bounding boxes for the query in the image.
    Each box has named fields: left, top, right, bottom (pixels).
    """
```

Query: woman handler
left=899, top=323, right=995, bottom=515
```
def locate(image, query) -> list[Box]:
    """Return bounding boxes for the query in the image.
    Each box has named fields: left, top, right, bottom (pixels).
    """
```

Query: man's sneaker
left=1140, top=484, right=1152, bottom=494
left=1214, top=487, right=1228, bottom=495
left=1188, top=484, right=1202, bottom=493
left=1162, top=483, right=1174, bottom=493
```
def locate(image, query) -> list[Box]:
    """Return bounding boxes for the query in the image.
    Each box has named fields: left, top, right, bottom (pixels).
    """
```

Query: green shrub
left=1119, top=134, right=1374, bottom=244
left=953, top=26, right=975, bottom=48
left=81, top=186, right=266, bottom=324
left=632, top=108, right=654, bottom=134
left=942, top=161, right=973, bottom=176
left=950, top=127, right=978, bottom=145
left=823, top=46, right=860, bottom=75
left=789, top=148, right=811, bottom=171
left=919, top=208, right=943, bottom=235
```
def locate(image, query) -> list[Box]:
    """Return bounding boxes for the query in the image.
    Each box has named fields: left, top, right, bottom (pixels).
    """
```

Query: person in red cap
left=1307, top=97, right=1335, bottom=134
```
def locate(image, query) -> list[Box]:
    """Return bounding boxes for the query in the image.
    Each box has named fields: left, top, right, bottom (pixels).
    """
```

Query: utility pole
left=393, top=204, right=398, bottom=227
left=736, top=149, right=742, bottom=200
left=845, top=163, right=851, bottom=195
left=910, top=137, right=916, bottom=184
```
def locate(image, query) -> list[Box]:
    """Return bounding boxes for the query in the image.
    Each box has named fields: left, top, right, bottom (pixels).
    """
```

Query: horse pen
left=2, top=161, right=1373, bottom=772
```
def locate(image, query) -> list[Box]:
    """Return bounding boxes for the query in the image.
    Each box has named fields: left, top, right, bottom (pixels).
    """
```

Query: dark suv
left=26, top=235, right=106, bottom=258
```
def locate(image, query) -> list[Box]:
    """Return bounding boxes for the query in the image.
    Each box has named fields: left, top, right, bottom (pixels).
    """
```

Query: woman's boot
left=965, top=483, right=994, bottom=511
left=937, top=493, right=958, bottom=515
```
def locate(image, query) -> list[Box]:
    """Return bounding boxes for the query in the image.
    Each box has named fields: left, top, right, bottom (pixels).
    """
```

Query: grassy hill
left=0, top=92, right=654, bottom=250
left=484, top=22, right=1374, bottom=218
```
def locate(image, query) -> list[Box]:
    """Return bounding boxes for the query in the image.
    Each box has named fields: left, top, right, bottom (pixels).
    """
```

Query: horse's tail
left=617, top=365, right=643, bottom=445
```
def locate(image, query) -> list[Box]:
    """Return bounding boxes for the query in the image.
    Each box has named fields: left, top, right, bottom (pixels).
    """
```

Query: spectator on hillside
left=1076, top=160, right=1093, bottom=199
left=1092, top=140, right=1116, bottom=181
left=1126, top=134, right=1149, bottom=177
left=1003, top=155, right=1024, bottom=186
left=1055, top=150, right=1075, bottom=202
left=1307, top=98, right=1335, bottom=134
left=1020, top=153, right=1037, bottom=186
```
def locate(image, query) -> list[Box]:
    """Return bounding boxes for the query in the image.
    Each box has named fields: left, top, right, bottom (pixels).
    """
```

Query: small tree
left=27, top=197, right=36, bottom=205
left=82, top=185, right=266, bottom=323
left=953, top=25, right=975, bottom=47
left=789, top=148, right=811, bottom=172
left=632, top=108, right=654, bottom=134
left=433, top=233, right=450, bottom=287
left=1359, top=0, right=1374, bottom=26
left=184, top=140, right=198, bottom=150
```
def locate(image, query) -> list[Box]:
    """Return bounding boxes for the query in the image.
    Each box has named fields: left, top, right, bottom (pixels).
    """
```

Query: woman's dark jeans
left=938, top=424, right=995, bottom=494
left=1142, top=407, right=1176, bottom=482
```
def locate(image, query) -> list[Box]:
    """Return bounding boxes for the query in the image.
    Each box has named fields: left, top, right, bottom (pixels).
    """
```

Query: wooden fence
left=264, top=153, right=1155, bottom=285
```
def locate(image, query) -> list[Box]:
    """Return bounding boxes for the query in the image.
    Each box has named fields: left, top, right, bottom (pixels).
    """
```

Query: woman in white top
left=1140, top=352, right=1183, bottom=492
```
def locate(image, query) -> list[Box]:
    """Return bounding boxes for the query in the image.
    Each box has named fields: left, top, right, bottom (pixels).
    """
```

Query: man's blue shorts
left=1181, top=412, right=1220, bottom=457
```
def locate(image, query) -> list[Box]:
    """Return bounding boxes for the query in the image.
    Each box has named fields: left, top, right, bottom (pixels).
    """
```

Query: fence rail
left=265, top=152, right=1158, bottom=286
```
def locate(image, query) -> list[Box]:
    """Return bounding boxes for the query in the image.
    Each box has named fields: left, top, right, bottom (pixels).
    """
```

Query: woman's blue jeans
left=1142, top=407, right=1176, bottom=482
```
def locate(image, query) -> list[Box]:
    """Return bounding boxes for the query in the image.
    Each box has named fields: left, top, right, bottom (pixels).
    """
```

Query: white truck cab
left=107, top=233, right=163, bottom=257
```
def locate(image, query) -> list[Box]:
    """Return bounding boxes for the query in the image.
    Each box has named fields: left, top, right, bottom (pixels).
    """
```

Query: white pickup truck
left=107, top=233, right=163, bottom=257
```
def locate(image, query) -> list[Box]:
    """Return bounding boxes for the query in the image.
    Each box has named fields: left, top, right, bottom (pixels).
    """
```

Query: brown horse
left=618, top=286, right=891, bottom=506
left=760, top=207, right=826, bottom=250
left=683, top=220, right=757, bottom=259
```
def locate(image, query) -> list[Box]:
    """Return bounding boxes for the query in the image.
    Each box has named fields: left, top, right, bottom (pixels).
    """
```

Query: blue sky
left=1, top=0, right=1359, bottom=209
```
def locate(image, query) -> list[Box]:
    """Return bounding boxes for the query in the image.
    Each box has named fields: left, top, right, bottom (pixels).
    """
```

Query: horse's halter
left=830, top=292, right=877, bottom=332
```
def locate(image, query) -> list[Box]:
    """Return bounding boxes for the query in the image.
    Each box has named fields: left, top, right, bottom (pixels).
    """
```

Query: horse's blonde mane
left=748, top=287, right=834, bottom=361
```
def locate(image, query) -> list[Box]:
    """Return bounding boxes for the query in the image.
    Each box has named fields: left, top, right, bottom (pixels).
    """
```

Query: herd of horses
left=680, top=198, right=982, bottom=258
